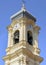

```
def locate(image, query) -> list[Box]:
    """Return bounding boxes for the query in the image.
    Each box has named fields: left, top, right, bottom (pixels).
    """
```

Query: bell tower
left=3, top=2, right=43, bottom=65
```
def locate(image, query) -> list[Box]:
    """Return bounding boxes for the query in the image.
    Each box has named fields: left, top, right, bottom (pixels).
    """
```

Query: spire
left=21, top=0, right=26, bottom=10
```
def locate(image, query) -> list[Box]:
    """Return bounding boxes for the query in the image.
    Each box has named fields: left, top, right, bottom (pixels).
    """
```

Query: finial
left=21, top=0, right=26, bottom=10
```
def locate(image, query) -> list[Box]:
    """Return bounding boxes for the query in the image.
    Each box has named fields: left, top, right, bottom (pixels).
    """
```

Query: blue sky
left=0, top=0, right=46, bottom=65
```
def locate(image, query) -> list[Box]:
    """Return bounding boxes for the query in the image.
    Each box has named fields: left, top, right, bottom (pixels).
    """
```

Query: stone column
left=7, top=26, right=13, bottom=47
left=19, top=20, right=27, bottom=42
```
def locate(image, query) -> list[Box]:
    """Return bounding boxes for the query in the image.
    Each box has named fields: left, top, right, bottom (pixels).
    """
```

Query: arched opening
left=27, top=31, right=33, bottom=45
left=13, top=30, right=19, bottom=44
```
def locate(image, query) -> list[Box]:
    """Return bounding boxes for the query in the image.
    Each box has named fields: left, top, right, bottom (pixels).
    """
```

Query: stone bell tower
left=3, top=3, right=43, bottom=65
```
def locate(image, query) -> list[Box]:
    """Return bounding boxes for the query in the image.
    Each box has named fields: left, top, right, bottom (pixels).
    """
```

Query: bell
left=15, top=36, right=18, bottom=39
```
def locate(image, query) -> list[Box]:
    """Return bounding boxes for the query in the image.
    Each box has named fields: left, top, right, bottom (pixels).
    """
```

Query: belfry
left=3, top=1, right=43, bottom=65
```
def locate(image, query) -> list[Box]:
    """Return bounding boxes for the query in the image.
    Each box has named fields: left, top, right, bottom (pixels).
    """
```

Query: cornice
left=3, top=47, right=43, bottom=63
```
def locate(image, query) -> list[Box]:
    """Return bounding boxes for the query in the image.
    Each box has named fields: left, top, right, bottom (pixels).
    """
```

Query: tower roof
left=10, top=8, right=36, bottom=22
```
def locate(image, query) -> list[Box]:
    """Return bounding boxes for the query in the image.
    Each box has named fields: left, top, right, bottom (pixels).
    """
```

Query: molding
left=3, top=43, right=43, bottom=63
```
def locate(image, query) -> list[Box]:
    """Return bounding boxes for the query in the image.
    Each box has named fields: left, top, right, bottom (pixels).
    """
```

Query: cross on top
left=21, top=0, right=26, bottom=9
